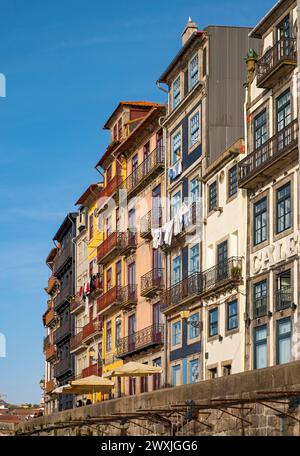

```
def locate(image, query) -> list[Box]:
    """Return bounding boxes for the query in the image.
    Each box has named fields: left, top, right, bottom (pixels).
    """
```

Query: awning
left=109, top=361, right=162, bottom=377
left=69, top=375, right=115, bottom=394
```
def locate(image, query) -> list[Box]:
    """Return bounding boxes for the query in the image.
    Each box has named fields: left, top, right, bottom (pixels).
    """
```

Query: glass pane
left=256, top=343, right=267, bottom=369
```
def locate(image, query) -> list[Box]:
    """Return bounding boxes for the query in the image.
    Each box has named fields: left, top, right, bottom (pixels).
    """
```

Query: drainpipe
left=297, top=0, right=300, bottom=355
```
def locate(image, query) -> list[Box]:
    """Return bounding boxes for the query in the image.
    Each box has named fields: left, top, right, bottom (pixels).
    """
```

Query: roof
left=53, top=212, right=78, bottom=242
left=103, top=101, right=162, bottom=130
left=75, top=183, right=103, bottom=206
left=250, top=0, right=296, bottom=38
left=95, top=104, right=166, bottom=169
left=157, top=30, right=204, bottom=84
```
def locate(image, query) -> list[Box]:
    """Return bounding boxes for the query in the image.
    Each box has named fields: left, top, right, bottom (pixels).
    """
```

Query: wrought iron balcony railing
left=161, top=272, right=202, bottom=312
left=44, top=308, right=56, bottom=327
left=89, top=273, right=103, bottom=296
left=100, top=174, right=123, bottom=200
left=119, top=284, right=138, bottom=309
left=54, top=241, right=73, bottom=273
left=97, top=286, right=121, bottom=313
left=45, top=379, right=56, bottom=394
left=275, top=288, right=292, bottom=312
left=82, top=318, right=103, bottom=341
left=54, top=319, right=71, bottom=345
left=123, top=147, right=165, bottom=198
left=256, top=37, right=297, bottom=88
left=82, top=363, right=102, bottom=378
left=253, top=297, right=268, bottom=319
left=141, top=268, right=164, bottom=298
left=116, top=324, right=164, bottom=358
left=54, top=280, right=73, bottom=311
left=97, top=231, right=123, bottom=264
left=119, top=230, right=138, bottom=255
left=70, top=331, right=84, bottom=352
left=45, top=344, right=57, bottom=362
left=140, top=208, right=163, bottom=240
left=238, top=119, right=298, bottom=189
left=47, top=275, right=58, bottom=294
left=54, top=357, right=72, bottom=378
left=202, top=257, right=242, bottom=296
left=70, top=294, right=85, bottom=314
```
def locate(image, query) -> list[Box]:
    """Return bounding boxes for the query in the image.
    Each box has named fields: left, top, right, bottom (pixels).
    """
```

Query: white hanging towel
left=163, top=220, right=174, bottom=245
left=152, top=228, right=163, bottom=249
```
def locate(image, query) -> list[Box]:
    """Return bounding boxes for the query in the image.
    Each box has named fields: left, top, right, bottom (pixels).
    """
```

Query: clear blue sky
left=0, top=0, right=274, bottom=404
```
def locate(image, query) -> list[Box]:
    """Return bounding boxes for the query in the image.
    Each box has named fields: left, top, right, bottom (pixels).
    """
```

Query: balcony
left=54, top=357, right=72, bottom=378
left=44, top=308, right=56, bottom=327
left=123, top=147, right=165, bottom=199
left=141, top=269, right=164, bottom=298
left=82, top=363, right=102, bottom=378
left=119, top=284, right=138, bottom=310
left=89, top=273, right=103, bottom=297
left=239, top=119, right=298, bottom=189
left=202, top=257, right=242, bottom=298
left=70, top=331, right=84, bottom=353
left=70, top=294, right=85, bottom=315
left=47, top=275, right=58, bottom=294
left=256, top=37, right=297, bottom=89
left=97, top=286, right=121, bottom=313
left=54, top=241, right=73, bottom=274
left=45, top=344, right=57, bottom=362
left=161, top=272, right=202, bottom=313
left=82, top=318, right=103, bottom=342
left=101, top=174, right=123, bottom=200
left=97, top=232, right=124, bottom=265
left=119, top=231, right=137, bottom=256
left=253, top=297, right=268, bottom=319
left=54, top=280, right=73, bottom=311
left=161, top=202, right=198, bottom=251
left=140, top=209, right=162, bottom=240
left=45, top=379, right=56, bottom=394
left=276, top=288, right=292, bottom=312
left=54, top=320, right=71, bottom=345
left=116, top=324, right=164, bottom=358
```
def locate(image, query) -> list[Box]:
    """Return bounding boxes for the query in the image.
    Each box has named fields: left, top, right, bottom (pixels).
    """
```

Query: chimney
left=181, top=17, right=198, bottom=46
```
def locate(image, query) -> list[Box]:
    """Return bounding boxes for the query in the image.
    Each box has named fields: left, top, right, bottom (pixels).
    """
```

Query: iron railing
left=82, top=363, right=102, bottom=378
left=256, top=37, right=297, bottom=86
left=161, top=272, right=202, bottom=312
left=54, top=280, right=73, bottom=311
left=119, top=230, right=138, bottom=253
left=97, top=231, right=123, bottom=263
left=140, top=208, right=163, bottom=238
left=82, top=318, right=103, bottom=340
left=97, top=286, right=121, bottom=313
left=45, top=379, right=56, bottom=394
left=202, top=257, right=242, bottom=295
left=239, top=119, right=298, bottom=186
left=70, top=294, right=85, bottom=314
left=44, top=308, right=56, bottom=327
left=70, top=331, right=83, bottom=352
left=54, top=241, right=73, bottom=273
left=123, top=147, right=165, bottom=196
left=100, top=174, right=123, bottom=199
left=141, top=268, right=164, bottom=297
left=89, top=273, right=103, bottom=295
left=276, top=288, right=292, bottom=312
left=116, top=324, right=164, bottom=357
left=253, top=297, right=268, bottom=319
left=54, top=319, right=71, bottom=345
left=45, top=344, right=56, bottom=361
left=119, top=284, right=138, bottom=306
left=54, top=357, right=72, bottom=377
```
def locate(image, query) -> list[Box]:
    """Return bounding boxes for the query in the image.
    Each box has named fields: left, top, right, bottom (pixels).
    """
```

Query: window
left=277, top=318, right=291, bottom=365
left=171, top=364, right=181, bottom=386
left=171, top=321, right=181, bottom=346
left=254, top=325, right=267, bottom=369
left=209, top=367, right=218, bottom=379
left=189, top=244, right=199, bottom=274
left=173, top=76, right=181, bottom=108
left=254, top=198, right=267, bottom=245
left=254, top=110, right=267, bottom=150
left=209, top=308, right=218, bottom=337
left=223, top=365, right=231, bottom=376
left=106, top=268, right=112, bottom=291
left=253, top=280, right=268, bottom=318
left=189, top=359, right=200, bottom=383
left=276, top=270, right=292, bottom=311
left=132, top=154, right=138, bottom=185
left=188, top=313, right=200, bottom=339
left=190, top=177, right=200, bottom=202
left=227, top=300, right=238, bottom=331
left=117, top=118, right=122, bottom=139
left=228, top=165, right=238, bottom=198
left=172, top=256, right=181, bottom=285
left=276, top=183, right=291, bottom=234
left=106, top=215, right=112, bottom=237
left=208, top=181, right=217, bottom=212
left=172, top=131, right=181, bottom=164
left=171, top=191, right=181, bottom=218
left=189, top=53, right=199, bottom=89
left=115, top=318, right=122, bottom=346
left=106, top=321, right=112, bottom=353
left=153, top=358, right=161, bottom=390
left=277, top=90, right=291, bottom=150
left=190, top=112, right=200, bottom=147
left=89, top=214, right=94, bottom=240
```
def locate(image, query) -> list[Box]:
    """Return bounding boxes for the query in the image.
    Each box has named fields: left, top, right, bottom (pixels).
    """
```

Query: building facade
left=239, top=0, right=299, bottom=371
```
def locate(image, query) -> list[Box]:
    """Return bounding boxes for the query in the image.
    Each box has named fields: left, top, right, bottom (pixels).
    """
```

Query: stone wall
left=16, top=361, right=300, bottom=436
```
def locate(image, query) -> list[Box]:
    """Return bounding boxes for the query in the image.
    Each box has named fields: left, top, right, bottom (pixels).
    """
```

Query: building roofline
left=250, top=0, right=296, bottom=38
left=53, top=212, right=78, bottom=242
left=103, top=101, right=162, bottom=130
left=75, top=183, right=103, bottom=206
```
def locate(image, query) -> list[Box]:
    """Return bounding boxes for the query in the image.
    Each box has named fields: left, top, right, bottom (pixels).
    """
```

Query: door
left=152, top=248, right=162, bottom=287
left=153, top=302, right=161, bottom=342
left=157, top=130, right=163, bottom=161
left=116, top=261, right=122, bottom=293
left=128, top=314, right=136, bottom=352
left=128, top=209, right=135, bottom=245
left=152, top=184, right=162, bottom=227
left=277, top=15, right=291, bottom=58
left=132, top=154, right=138, bottom=188
left=217, top=241, right=228, bottom=281
left=143, top=142, right=150, bottom=175
left=127, top=262, right=136, bottom=300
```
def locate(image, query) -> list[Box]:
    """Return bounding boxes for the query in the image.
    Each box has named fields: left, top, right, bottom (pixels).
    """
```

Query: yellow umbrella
left=69, top=375, right=115, bottom=394
left=109, top=361, right=162, bottom=377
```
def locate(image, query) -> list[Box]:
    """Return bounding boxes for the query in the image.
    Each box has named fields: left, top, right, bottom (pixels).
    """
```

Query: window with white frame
left=173, top=76, right=181, bottom=108
left=190, top=53, right=199, bottom=89
left=171, top=321, right=181, bottom=346
left=189, top=244, right=199, bottom=274
left=188, top=313, right=200, bottom=339
left=172, top=131, right=181, bottom=164
left=190, top=111, right=200, bottom=147
left=172, top=256, right=181, bottom=285
left=190, top=177, right=200, bottom=202
left=171, top=191, right=181, bottom=218
left=189, top=358, right=200, bottom=383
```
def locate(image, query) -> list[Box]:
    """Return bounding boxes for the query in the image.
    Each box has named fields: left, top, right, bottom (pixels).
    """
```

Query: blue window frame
left=190, top=53, right=199, bottom=89
left=276, top=183, right=291, bottom=234
left=173, top=76, right=181, bottom=108
left=277, top=318, right=291, bottom=365
left=208, top=181, right=217, bottom=212
left=190, top=177, right=200, bottom=202
left=254, top=280, right=268, bottom=318
left=227, top=300, right=238, bottom=331
left=188, top=313, right=200, bottom=339
left=172, top=131, right=181, bottom=164
left=254, top=110, right=267, bottom=150
left=171, top=364, right=181, bottom=386
left=171, top=191, right=181, bottom=218
left=189, top=359, right=200, bottom=384
left=228, top=165, right=238, bottom=198
left=190, top=112, right=200, bottom=147
left=189, top=244, right=199, bottom=274
left=171, top=321, right=181, bottom=346
left=254, top=198, right=267, bottom=245
left=254, top=325, right=267, bottom=369
left=172, top=256, right=181, bottom=285
left=209, top=308, right=218, bottom=337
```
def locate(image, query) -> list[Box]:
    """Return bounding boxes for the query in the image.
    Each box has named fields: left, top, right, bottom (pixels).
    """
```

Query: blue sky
left=0, top=0, right=274, bottom=404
